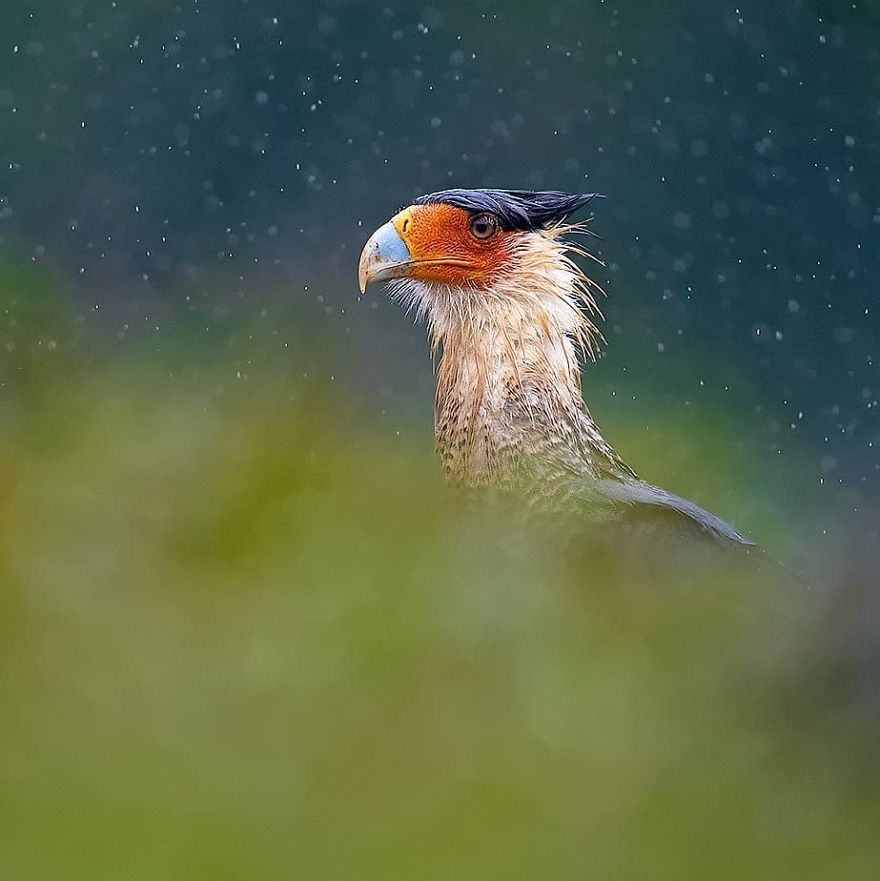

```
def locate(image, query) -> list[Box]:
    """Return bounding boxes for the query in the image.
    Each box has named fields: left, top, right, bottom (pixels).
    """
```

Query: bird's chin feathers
left=387, top=225, right=605, bottom=365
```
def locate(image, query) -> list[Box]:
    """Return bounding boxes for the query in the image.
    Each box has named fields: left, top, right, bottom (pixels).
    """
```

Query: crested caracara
left=358, top=188, right=753, bottom=548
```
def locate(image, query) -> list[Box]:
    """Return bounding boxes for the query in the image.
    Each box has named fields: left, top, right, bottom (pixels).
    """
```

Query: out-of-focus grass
left=1, top=264, right=878, bottom=880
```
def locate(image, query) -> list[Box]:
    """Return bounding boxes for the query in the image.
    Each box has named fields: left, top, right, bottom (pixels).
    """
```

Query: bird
left=358, top=188, right=755, bottom=553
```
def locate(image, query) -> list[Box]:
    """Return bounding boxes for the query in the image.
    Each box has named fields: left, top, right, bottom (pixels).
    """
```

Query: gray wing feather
left=597, top=477, right=755, bottom=546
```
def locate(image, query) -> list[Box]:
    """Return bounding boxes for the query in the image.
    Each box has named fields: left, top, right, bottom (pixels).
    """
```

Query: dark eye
left=469, top=213, right=499, bottom=240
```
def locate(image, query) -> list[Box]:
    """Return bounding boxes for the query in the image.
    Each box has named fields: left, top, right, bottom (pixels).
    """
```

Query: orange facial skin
left=391, top=203, right=516, bottom=288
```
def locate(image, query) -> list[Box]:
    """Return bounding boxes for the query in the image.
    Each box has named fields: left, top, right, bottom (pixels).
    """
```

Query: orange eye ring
left=469, top=212, right=499, bottom=240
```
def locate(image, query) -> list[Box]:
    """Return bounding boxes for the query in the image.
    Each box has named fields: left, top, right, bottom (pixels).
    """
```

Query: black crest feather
left=413, top=188, right=598, bottom=231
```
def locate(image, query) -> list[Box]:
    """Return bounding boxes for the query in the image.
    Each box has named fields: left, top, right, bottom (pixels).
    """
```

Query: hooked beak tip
left=357, top=221, right=413, bottom=292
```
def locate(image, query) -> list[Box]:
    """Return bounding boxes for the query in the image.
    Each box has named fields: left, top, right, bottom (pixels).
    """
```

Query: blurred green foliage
left=1, top=255, right=878, bottom=880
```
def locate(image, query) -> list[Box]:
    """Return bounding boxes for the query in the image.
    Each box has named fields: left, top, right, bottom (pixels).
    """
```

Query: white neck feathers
left=388, top=229, right=613, bottom=483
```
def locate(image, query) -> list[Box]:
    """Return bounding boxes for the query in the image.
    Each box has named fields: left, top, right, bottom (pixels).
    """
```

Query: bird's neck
left=422, top=271, right=629, bottom=488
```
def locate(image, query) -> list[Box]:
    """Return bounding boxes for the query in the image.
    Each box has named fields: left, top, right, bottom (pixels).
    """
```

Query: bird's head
left=358, top=188, right=603, bottom=356
left=358, top=188, right=597, bottom=292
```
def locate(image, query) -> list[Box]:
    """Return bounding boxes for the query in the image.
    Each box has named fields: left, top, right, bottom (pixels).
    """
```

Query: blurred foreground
left=0, top=267, right=878, bottom=880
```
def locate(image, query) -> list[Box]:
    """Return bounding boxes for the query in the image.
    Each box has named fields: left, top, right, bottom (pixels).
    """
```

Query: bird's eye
left=469, top=213, right=499, bottom=240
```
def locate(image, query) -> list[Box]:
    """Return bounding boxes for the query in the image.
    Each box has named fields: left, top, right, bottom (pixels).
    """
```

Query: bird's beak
left=358, top=221, right=413, bottom=294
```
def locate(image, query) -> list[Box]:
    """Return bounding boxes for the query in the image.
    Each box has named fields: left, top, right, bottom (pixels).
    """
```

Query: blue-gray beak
left=358, top=221, right=413, bottom=294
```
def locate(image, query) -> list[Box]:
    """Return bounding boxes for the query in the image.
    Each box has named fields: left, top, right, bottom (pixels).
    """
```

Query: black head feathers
left=413, top=189, right=598, bottom=231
